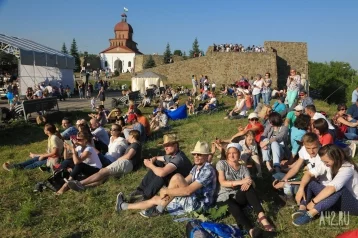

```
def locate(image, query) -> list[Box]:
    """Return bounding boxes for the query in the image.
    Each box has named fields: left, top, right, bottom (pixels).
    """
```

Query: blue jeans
left=262, top=91, right=271, bottom=105
left=253, top=93, right=261, bottom=109
left=14, top=156, right=47, bottom=170
left=261, top=141, right=284, bottom=167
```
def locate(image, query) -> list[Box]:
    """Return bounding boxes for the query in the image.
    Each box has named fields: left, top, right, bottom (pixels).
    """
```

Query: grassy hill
left=0, top=97, right=357, bottom=238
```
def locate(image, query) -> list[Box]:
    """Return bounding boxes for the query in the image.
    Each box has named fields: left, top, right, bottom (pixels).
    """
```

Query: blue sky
left=0, top=0, right=357, bottom=69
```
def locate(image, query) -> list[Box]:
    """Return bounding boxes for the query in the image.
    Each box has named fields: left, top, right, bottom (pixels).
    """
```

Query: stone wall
left=264, top=41, right=308, bottom=86
left=135, top=55, right=184, bottom=72
left=142, top=52, right=278, bottom=86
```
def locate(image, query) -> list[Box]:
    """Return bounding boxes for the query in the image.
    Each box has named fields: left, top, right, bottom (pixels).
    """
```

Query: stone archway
left=114, top=59, right=122, bottom=73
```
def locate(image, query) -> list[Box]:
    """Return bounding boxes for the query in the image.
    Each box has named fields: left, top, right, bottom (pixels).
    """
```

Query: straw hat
left=158, top=134, right=180, bottom=146
left=191, top=141, right=211, bottom=155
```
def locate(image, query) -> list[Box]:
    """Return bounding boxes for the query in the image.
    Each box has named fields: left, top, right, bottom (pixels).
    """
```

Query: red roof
left=114, top=22, right=133, bottom=32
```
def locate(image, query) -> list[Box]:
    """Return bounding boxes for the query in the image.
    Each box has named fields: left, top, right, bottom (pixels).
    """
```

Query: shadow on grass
left=63, top=230, right=91, bottom=238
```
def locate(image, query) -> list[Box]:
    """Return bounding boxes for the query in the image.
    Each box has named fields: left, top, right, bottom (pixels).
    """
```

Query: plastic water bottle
left=283, top=182, right=293, bottom=198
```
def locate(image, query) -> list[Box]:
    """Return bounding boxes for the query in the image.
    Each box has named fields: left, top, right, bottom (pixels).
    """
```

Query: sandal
left=257, top=216, right=275, bottom=232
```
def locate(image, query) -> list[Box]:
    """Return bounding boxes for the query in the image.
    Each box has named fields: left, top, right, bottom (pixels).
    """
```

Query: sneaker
left=139, top=207, right=162, bottom=218
left=292, top=212, right=313, bottom=226
left=67, top=180, right=85, bottom=192
left=291, top=210, right=306, bottom=220
left=115, top=192, right=124, bottom=212
left=2, top=162, right=14, bottom=171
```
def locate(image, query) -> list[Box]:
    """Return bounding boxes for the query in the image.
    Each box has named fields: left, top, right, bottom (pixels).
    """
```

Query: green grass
left=0, top=97, right=357, bottom=238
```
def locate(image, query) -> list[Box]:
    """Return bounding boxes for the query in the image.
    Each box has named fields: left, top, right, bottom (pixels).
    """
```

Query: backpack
left=44, top=169, right=70, bottom=192
left=186, top=220, right=244, bottom=238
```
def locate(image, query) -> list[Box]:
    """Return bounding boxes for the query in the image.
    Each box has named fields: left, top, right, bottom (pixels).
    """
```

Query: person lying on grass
left=128, top=134, right=193, bottom=202
left=115, top=141, right=217, bottom=218
left=293, top=144, right=358, bottom=226
left=66, top=130, right=141, bottom=192
left=216, top=143, right=275, bottom=238
left=56, top=131, right=102, bottom=195
left=3, top=123, right=63, bottom=171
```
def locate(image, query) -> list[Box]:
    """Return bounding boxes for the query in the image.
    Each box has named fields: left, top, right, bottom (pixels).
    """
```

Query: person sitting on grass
left=216, top=143, right=275, bottom=237
left=138, top=95, right=151, bottom=108
left=3, top=123, right=63, bottom=171
left=332, top=103, right=358, bottom=140
left=203, top=93, right=217, bottom=111
left=238, top=131, right=263, bottom=178
left=284, top=105, right=304, bottom=130
left=106, top=108, right=125, bottom=126
left=272, top=97, right=287, bottom=115
left=186, top=96, right=195, bottom=115
left=66, top=130, right=141, bottom=192
left=58, top=117, right=78, bottom=140
left=289, top=114, right=311, bottom=160
left=134, top=109, right=151, bottom=138
left=88, top=105, right=108, bottom=127
left=224, top=92, right=247, bottom=120
left=115, top=141, right=217, bottom=218
left=90, top=118, right=110, bottom=154
left=56, top=131, right=102, bottom=195
left=260, top=112, right=289, bottom=173
left=122, top=113, right=146, bottom=142
left=312, top=118, right=333, bottom=146
left=293, top=144, right=358, bottom=226
left=150, top=108, right=168, bottom=132
left=128, top=134, right=193, bottom=202
left=97, top=124, right=128, bottom=167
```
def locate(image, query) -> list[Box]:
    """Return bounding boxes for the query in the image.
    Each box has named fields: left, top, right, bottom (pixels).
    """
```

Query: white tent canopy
left=0, top=34, right=75, bottom=96
left=131, top=71, right=166, bottom=93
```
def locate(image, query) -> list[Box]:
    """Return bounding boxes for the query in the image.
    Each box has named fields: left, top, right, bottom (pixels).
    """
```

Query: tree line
left=143, top=37, right=204, bottom=69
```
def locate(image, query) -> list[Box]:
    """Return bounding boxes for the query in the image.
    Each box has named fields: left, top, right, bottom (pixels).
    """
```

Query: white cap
left=248, top=112, right=258, bottom=119
left=226, top=143, right=243, bottom=152
left=294, top=105, right=304, bottom=111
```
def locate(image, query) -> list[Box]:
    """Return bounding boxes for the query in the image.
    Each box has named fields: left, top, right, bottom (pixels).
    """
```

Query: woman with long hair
left=312, top=118, right=333, bottom=146
left=293, top=144, right=358, bottom=226
left=216, top=143, right=275, bottom=237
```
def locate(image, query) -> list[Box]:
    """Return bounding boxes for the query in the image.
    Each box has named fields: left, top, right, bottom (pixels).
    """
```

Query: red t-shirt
left=246, top=122, right=264, bottom=143
left=319, top=133, right=333, bottom=146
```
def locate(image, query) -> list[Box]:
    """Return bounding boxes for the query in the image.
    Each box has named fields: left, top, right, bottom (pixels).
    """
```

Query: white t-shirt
left=312, top=112, right=335, bottom=130
left=76, top=145, right=102, bottom=169
left=298, top=146, right=332, bottom=185
left=105, top=137, right=128, bottom=163
left=235, top=99, right=247, bottom=116
left=252, top=79, right=263, bottom=95
left=313, top=162, right=358, bottom=199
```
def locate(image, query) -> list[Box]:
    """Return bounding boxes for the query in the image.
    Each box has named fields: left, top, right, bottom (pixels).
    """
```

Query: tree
left=309, top=61, right=357, bottom=104
left=189, top=38, right=201, bottom=58
left=70, top=38, right=81, bottom=72
left=143, top=55, right=156, bottom=69
left=163, top=43, right=172, bottom=64
left=182, top=51, right=188, bottom=60
left=173, top=50, right=182, bottom=56
left=61, top=43, right=68, bottom=54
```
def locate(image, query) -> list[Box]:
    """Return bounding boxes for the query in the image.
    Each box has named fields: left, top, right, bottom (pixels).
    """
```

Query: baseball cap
left=248, top=112, right=258, bottom=119
left=294, top=105, right=304, bottom=111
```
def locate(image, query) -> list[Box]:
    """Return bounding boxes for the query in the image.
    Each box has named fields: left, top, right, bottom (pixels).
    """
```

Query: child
left=138, top=95, right=151, bottom=108
left=90, top=97, right=96, bottom=111
left=239, top=130, right=262, bottom=178
left=272, top=97, right=286, bottom=114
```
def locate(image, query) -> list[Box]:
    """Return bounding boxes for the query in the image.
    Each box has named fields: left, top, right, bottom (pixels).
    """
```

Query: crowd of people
left=213, top=44, right=265, bottom=53
left=2, top=68, right=358, bottom=237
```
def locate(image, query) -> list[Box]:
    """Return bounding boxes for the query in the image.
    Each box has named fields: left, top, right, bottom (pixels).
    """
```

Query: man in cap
left=115, top=141, right=217, bottom=218
left=128, top=134, right=192, bottom=202
left=284, top=105, right=304, bottom=129
left=299, top=91, right=314, bottom=110
left=123, top=113, right=146, bottom=142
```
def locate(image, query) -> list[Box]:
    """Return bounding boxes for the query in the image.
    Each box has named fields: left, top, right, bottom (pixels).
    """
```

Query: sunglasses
left=76, top=138, right=84, bottom=141
left=249, top=118, right=259, bottom=121
left=193, top=153, right=203, bottom=156
left=295, top=110, right=302, bottom=112
left=339, top=108, right=347, bottom=111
